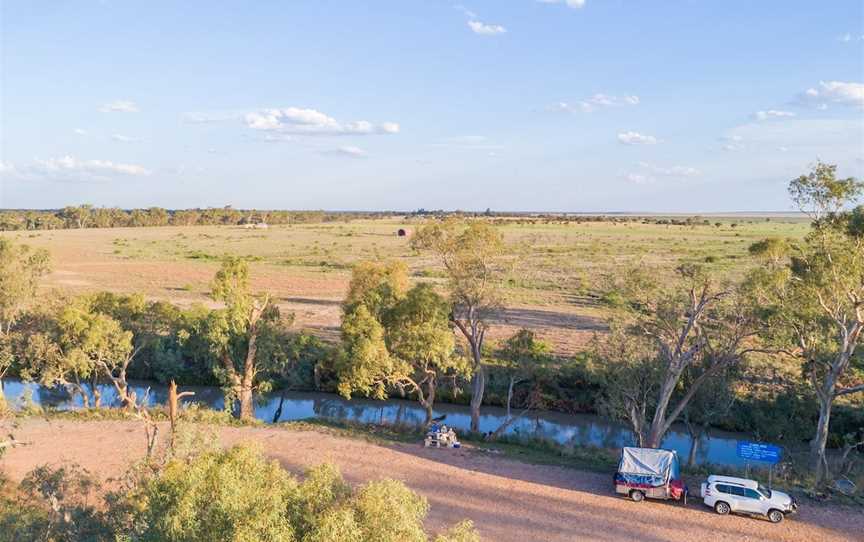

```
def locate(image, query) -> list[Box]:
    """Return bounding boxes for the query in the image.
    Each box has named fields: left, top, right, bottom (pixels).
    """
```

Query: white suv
left=700, top=475, right=797, bottom=523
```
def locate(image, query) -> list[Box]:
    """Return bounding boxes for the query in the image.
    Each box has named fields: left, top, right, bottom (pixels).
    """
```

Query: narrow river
left=2, top=378, right=769, bottom=468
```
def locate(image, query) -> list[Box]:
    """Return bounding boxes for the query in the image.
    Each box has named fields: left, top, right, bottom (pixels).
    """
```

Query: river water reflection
left=3, top=378, right=758, bottom=468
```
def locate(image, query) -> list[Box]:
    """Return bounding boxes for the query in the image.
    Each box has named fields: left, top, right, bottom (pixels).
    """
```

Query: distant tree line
left=0, top=204, right=765, bottom=232
left=0, top=206, right=403, bottom=231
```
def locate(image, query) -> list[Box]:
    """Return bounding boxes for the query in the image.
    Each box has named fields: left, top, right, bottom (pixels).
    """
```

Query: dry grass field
left=2, top=217, right=809, bottom=355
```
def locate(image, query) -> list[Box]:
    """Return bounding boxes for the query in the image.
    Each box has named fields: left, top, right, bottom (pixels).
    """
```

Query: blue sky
left=1, top=0, right=862, bottom=212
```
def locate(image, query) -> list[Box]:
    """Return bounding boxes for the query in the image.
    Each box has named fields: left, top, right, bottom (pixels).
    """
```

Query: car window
left=730, top=486, right=748, bottom=497
left=715, top=484, right=731, bottom=494
left=757, top=484, right=772, bottom=498
left=743, top=488, right=762, bottom=499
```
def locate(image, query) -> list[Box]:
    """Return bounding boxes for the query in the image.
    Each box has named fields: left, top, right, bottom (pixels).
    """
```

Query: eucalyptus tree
left=747, top=163, right=863, bottom=483
left=411, top=220, right=505, bottom=431
left=207, top=257, right=286, bottom=420
left=337, top=262, right=466, bottom=424
left=87, top=292, right=180, bottom=407
left=0, top=239, right=49, bottom=409
left=0, top=238, right=50, bottom=335
left=598, top=263, right=759, bottom=448
left=488, top=329, right=550, bottom=439
left=19, top=302, right=132, bottom=408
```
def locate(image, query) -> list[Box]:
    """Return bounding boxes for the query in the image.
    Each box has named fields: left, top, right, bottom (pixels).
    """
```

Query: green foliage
left=337, top=304, right=395, bottom=399
left=0, top=238, right=50, bottom=334
left=0, top=464, right=107, bottom=542
left=0, top=443, right=480, bottom=542
left=788, top=161, right=863, bottom=222
left=343, top=260, right=408, bottom=321
left=434, top=521, right=482, bottom=542
left=131, top=444, right=296, bottom=541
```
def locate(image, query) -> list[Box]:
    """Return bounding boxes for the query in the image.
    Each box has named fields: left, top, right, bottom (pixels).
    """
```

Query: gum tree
left=488, top=329, right=550, bottom=439
left=337, top=262, right=466, bottom=424
left=0, top=238, right=50, bottom=410
left=748, top=163, right=863, bottom=483
left=207, top=257, right=286, bottom=420
left=411, top=221, right=504, bottom=432
left=599, top=264, right=759, bottom=448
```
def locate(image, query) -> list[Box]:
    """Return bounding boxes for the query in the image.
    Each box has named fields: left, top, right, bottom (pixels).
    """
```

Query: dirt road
left=3, top=419, right=861, bottom=541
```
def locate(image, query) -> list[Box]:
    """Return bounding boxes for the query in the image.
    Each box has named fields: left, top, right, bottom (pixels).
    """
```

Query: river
left=2, top=378, right=766, bottom=468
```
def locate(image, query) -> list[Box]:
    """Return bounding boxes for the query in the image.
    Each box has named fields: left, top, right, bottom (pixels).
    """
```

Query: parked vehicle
left=700, top=475, right=798, bottom=523
left=614, top=447, right=687, bottom=503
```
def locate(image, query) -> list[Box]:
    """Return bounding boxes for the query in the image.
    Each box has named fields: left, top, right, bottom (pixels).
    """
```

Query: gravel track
left=3, top=419, right=861, bottom=541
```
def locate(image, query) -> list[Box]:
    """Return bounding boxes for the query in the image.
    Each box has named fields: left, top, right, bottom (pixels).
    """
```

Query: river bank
left=1, top=377, right=789, bottom=469
left=3, top=417, right=862, bottom=542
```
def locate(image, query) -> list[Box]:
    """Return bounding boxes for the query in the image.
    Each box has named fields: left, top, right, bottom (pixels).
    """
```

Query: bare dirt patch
left=3, top=419, right=861, bottom=542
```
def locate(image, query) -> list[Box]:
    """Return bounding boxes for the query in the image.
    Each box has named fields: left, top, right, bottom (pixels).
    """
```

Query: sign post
left=736, top=441, right=782, bottom=489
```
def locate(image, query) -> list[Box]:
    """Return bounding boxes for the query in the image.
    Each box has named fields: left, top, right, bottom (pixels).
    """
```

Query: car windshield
left=757, top=484, right=772, bottom=498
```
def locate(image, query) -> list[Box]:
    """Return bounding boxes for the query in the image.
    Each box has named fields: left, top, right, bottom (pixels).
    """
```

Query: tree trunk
left=810, top=393, right=833, bottom=485
left=0, top=379, right=7, bottom=412
left=89, top=373, right=102, bottom=408
left=238, top=385, right=254, bottom=421
left=687, top=429, right=701, bottom=468
left=419, top=377, right=437, bottom=426
left=469, top=365, right=485, bottom=433
left=646, top=370, right=681, bottom=448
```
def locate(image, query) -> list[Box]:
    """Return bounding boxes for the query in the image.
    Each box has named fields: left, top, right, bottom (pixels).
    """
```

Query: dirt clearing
left=3, top=419, right=861, bottom=541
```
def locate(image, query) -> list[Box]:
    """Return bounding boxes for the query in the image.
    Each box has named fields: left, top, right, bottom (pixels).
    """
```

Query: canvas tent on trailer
left=614, top=447, right=687, bottom=503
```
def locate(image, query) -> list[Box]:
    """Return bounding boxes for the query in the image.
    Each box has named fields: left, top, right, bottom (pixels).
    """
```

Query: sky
left=1, top=0, right=863, bottom=212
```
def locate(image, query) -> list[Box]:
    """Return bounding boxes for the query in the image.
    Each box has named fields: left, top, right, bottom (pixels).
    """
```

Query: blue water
left=1, top=378, right=760, bottom=468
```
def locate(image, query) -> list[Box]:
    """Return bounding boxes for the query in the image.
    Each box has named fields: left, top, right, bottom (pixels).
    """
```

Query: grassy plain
left=2, top=216, right=809, bottom=355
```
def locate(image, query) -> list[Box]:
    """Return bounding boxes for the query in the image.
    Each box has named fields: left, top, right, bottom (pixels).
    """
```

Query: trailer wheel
left=767, top=509, right=784, bottom=524
left=630, top=490, right=645, bottom=502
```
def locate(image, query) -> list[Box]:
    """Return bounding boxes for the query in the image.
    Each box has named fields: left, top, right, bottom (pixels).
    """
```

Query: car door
left=735, top=488, right=765, bottom=514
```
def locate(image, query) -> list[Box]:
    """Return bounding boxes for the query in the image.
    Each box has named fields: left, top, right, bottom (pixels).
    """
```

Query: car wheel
left=768, top=509, right=784, bottom=523
left=714, top=501, right=731, bottom=515
left=630, top=490, right=645, bottom=502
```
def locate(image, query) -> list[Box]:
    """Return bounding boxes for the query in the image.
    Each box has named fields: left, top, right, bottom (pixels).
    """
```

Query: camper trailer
left=614, top=447, right=688, bottom=503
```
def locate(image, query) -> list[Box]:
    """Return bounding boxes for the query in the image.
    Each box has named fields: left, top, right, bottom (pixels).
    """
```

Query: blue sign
left=736, top=441, right=782, bottom=464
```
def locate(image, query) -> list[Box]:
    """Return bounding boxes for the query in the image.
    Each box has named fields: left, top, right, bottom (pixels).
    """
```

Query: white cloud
left=800, top=81, right=864, bottom=108
left=4, top=155, right=150, bottom=182
left=111, top=134, right=139, bottom=143
left=468, top=20, right=507, bottom=35
left=99, top=100, right=139, bottom=113
left=322, top=146, right=367, bottom=158
left=624, top=173, right=653, bottom=184
left=537, top=0, right=586, bottom=8
left=617, top=131, right=658, bottom=145
left=550, top=93, right=639, bottom=114
left=753, top=110, right=796, bottom=121
left=74, top=128, right=87, bottom=136
left=243, top=107, right=399, bottom=136
left=637, top=161, right=701, bottom=177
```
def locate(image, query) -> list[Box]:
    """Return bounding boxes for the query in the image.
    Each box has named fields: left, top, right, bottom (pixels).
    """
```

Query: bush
left=113, top=444, right=480, bottom=542
left=130, top=444, right=296, bottom=541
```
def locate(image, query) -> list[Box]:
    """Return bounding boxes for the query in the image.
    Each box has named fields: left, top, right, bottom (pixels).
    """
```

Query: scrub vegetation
left=0, top=164, right=861, bottom=539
